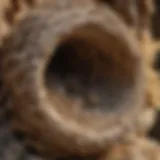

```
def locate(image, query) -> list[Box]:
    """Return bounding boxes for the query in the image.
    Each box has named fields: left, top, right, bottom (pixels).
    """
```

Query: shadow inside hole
left=44, top=25, right=136, bottom=112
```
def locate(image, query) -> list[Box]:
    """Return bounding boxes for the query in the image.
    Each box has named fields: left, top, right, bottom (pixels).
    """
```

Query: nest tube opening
left=37, top=24, right=145, bottom=154
left=1, top=4, right=145, bottom=156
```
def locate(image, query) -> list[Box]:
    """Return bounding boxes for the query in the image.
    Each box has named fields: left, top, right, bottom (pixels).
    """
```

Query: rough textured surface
left=0, top=0, right=159, bottom=160
left=0, top=0, right=146, bottom=156
left=100, top=137, right=160, bottom=160
left=0, top=84, right=45, bottom=160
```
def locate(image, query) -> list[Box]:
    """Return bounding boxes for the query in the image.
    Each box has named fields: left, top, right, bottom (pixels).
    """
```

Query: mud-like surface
left=0, top=82, right=45, bottom=160
left=0, top=1, right=160, bottom=160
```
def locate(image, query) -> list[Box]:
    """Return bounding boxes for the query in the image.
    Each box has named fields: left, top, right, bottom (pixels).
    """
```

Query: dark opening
left=44, top=25, right=136, bottom=111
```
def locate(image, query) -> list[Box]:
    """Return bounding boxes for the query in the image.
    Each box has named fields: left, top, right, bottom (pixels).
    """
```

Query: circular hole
left=44, top=25, right=137, bottom=112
